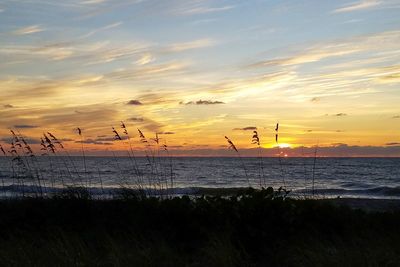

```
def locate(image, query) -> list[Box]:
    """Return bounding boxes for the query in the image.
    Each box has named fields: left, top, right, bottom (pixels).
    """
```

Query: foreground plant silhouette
left=225, top=136, right=250, bottom=187
left=0, top=189, right=399, bottom=266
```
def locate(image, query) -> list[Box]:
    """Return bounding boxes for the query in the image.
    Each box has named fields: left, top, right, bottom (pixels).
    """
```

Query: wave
left=1, top=185, right=400, bottom=199
left=294, top=186, right=400, bottom=198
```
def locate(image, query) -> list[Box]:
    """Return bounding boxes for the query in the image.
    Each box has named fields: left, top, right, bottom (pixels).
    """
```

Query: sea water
left=0, top=157, right=399, bottom=199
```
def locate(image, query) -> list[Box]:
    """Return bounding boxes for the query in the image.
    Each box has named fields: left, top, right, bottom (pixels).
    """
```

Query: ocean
left=0, top=157, right=399, bottom=199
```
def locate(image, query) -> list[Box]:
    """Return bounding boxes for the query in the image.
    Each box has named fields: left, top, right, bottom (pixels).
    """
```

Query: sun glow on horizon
left=277, top=143, right=292, bottom=149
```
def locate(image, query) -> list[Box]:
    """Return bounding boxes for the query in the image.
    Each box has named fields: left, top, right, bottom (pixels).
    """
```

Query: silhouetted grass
left=0, top=188, right=399, bottom=266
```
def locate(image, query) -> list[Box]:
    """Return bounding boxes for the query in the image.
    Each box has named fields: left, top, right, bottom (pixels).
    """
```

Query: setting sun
left=277, top=143, right=292, bottom=149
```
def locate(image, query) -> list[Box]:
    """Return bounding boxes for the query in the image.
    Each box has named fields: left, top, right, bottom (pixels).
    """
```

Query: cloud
left=311, top=97, right=320, bottom=102
left=331, top=143, right=348, bottom=147
left=0, top=137, right=40, bottom=144
left=130, top=145, right=400, bottom=157
left=157, top=131, right=175, bottom=135
left=333, top=0, right=381, bottom=13
left=81, top=21, right=123, bottom=38
left=142, top=119, right=164, bottom=132
left=135, top=53, right=154, bottom=65
left=0, top=137, right=12, bottom=144
left=81, top=0, right=107, bottom=5
left=60, top=138, right=74, bottom=142
left=385, top=142, right=400, bottom=146
left=182, top=100, right=225, bottom=105
left=127, top=100, right=143, bottom=105
left=105, top=62, right=188, bottom=81
left=75, top=138, right=113, bottom=145
left=0, top=38, right=150, bottom=64
left=74, top=0, right=145, bottom=19
left=13, top=25, right=45, bottom=35
left=378, top=73, right=400, bottom=83
left=180, top=5, right=235, bottom=15
left=126, top=116, right=164, bottom=132
left=0, top=78, right=92, bottom=102
left=95, top=136, right=128, bottom=141
left=233, top=126, right=257, bottom=131
left=128, top=117, right=144, bottom=122
left=13, top=125, right=39, bottom=129
left=173, top=2, right=235, bottom=15
left=165, top=38, right=216, bottom=52
left=2, top=106, right=120, bottom=133
left=248, top=31, right=400, bottom=71
left=3, top=104, right=13, bottom=108
left=0, top=32, right=200, bottom=71
left=250, top=46, right=360, bottom=68
left=334, top=113, right=348, bottom=117
left=392, top=115, right=400, bottom=119
left=133, top=92, right=178, bottom=106
left=8, top=42, right=75, bottom=61
left=22, top=138, right=41, bottom=144
left=342, top=19, right=364, bottom=24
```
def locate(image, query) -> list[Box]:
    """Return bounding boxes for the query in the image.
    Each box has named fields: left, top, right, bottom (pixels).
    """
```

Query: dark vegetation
left=1, top=188, right=400, bottom=267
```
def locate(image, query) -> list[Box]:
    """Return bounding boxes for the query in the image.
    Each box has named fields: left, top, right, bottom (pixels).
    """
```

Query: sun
left=264, top=143, right=292, bottom=149
left=278, top=143, right=291, bottom=148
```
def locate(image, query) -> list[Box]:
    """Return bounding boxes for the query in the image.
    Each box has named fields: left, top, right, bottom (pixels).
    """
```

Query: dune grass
left=0, top=188, right=399, bottom=266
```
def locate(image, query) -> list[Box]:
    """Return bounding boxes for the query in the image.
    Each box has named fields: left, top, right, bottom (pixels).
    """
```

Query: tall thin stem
left=312, top=145, right=318, bottom=198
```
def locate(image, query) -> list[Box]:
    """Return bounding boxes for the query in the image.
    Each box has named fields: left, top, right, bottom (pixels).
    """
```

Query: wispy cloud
left=333, top=0, right=381, bottom=13
left=13, top=25, right=45, bottom=35
left=81, top=0, right=107, bottom=5
left=249, top=46, right=361, bottom=68
left=105, top=62, right=188, bottom=81
left=81, top=21, right=123, bottom=38
left=239, top=31, right=400, bottom=104
left=128, top=117, right=144, bottom=122
left=126, top=116, right=165, bottom=133
left=233, top=126, right=257, bottom=131
left=13, top=124, right=39, bottom=129
left=0, top=39, right=149, bottom=64
left=172, top=1, right=235, bottom=15
left=385, top=142, right=400, bottom=146
left=249, top=31, right=400, bottom=68
left=75, top=138, right=113, bottom=145
left=181, top=5, right=235, bottom=15
left=377, top=72, right=400, bottom=84
left=182, top=100, right=225, bottom=105
left=135, top=53, right=154, bottom=65
left=165, top=38, right=216, bottom=52
left=0, top=136, right=41, bottom=145
left=0, top=35, right=214, bottom=67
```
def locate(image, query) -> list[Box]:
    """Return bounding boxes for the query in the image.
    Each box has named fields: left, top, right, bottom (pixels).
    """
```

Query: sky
left=0, top=0, right=400, bottom=156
